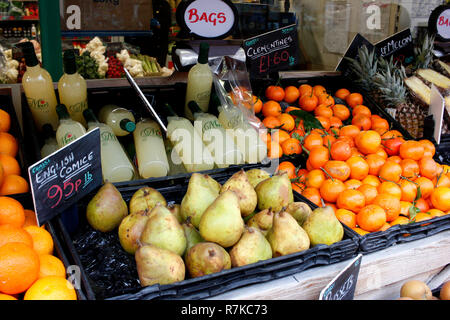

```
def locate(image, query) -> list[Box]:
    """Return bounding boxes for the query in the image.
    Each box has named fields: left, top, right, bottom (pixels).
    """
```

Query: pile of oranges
left=270, top=84, right=450, bottom=236
left=0, top=108, right=29, bottom=196
left=0, top=196, right=77, bottom=300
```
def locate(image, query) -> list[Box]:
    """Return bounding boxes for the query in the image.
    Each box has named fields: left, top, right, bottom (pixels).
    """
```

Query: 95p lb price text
left=180, top=304, right=269, bottom=318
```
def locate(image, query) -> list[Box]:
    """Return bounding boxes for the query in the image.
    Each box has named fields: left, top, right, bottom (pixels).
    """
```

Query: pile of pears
left=85, top=169, right=345, bottom=288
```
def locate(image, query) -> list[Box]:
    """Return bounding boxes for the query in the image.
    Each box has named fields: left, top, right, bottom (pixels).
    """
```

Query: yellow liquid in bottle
left=22, top=65, right=59, bottom=131
left=40, top=137, right=59, bottom=158
left=184, top=63, right=213, bottom=121
left=56, top=119, right=87, bottom=148
left=134, top=119, right=169, bottom=179
left=58, top=73, right=88, bottom=127
left=98, top=105, right=136, bottom=137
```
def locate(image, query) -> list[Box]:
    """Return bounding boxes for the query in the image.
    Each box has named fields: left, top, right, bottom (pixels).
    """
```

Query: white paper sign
left=430, top=84, right=445, bottom=145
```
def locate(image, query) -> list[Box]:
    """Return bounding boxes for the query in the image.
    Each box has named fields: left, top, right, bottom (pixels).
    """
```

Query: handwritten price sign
left=28, top=128, right=102, bottom=226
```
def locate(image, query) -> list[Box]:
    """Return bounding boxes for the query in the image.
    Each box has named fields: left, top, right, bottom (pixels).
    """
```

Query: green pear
left=286, top=202, right=313, bottom=226
left=246, top=169, right=270, bottom=189
left=118, top=211, right=150, bottom=254
left=199, top=190, right=244, bottom=248
left=135, top=244, right=185, bottom=287
left=185, top=242, right=231, bottom=278
left=168, top=204, right=183, bottom=223
left=86, top=182, right=128, bottom=232
left=181, top=173, right=221, bottom=228
left=266, top=211, right=310, bottom=257
left=255, top=172, right=294, bottom=212
left=220, top=170, right=257, bottom=217
left=182, top=217, right=204, bottom=257
left=140, top=204, right=187, bottom=256
left=229, top=227, right=272, bottom=267
left=246, top=208, right=274, bottom=236
left=302, top=206, right=344, bottom=247
left=129, top=187, right=167, bottom=215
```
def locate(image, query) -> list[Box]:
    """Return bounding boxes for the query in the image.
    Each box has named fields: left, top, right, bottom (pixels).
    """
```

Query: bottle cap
left=188, top=100, right=202, bottom=114
left=198, top=42, right=210, bottom=64
left=120, top=119, right=136, bottom=133
left=63, top=49, right=77, bottom=75
left=56, top=104, right=71, bottom=120
left=17, top=41, right=39, bottom=67
left=42, top=124, right=55, bottom=140
left=165, top=103, right=178, bottom=117
left=83, top=109, right=98, bottom=124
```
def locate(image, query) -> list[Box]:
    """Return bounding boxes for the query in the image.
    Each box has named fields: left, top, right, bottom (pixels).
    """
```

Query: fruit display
left=0, top=196, right=77, bottom=300
left=397, top=279, right=450, bottom=300
left=0, top=107, right=29, bottom=196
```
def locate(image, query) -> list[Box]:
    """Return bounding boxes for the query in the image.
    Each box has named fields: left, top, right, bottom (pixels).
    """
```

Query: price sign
left=243, top=24, right=300, bottom=77
left=375, top=29, right=415, bottom=67
left=430, top=85, right=446, bottom=145
left=28, top=128, right=102, bottom=227
left=335, top=33, right=374, bottom=77
left=319, top=254, right=363, bottom=300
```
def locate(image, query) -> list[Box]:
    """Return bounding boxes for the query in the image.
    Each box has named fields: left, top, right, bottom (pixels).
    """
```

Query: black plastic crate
left=54, top=167, right=359, bottom=300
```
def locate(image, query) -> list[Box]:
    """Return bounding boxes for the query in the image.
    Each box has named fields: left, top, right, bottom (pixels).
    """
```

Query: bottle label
left=203, top=119, right=221, bottom=132
left=196, top=90, right=211, bottom=102
left=61, top=132, right=76, bottom=146
left=140, top=127, right=162, bottom=138
left=101, top=131, right=118, bottom=143
left=69, top=99, right=88, bottom=114
left=27, top=97, right=50, bottom=112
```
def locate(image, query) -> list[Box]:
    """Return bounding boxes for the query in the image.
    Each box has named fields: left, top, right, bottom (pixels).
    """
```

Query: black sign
left=319, top=254, right=363, bottom=300
left=243, top=24, right=300, bottom=77
left=375, top=29, right=415, bottom=67
left=336, top=33, right=374, bottom=77
left=28, top=128, right=102, bottom=226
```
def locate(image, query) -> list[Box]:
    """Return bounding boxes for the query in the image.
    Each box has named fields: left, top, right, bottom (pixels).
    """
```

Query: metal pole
left=38, top=0, right=63, bottom=81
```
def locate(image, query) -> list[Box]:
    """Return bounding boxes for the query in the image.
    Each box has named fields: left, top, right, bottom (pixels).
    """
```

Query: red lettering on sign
left=209, top=13, right=217, bottom=26
left=439, top=16, right=450, bottom=27
left=187, top=9, right=227, bottom=26
left=188, top=8, right=199, bottom=23
left=218, top=12, right=226, bottom=23
left=199, top=12, right=208, bottom=23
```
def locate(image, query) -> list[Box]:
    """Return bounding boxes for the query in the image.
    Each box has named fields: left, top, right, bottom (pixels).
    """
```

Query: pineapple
left=413, top=33, right=435, bottom=71
left=344, top=45, right=379, bottom=98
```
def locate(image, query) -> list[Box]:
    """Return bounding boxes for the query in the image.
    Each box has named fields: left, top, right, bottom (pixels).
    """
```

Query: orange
left=277, top=161, right=297, bottom=179
left=415, top=198, right=430, bottom=214
left=419, top=157, right=438, bottom=180
left=0, top=132, right=18, bottom=158
left=303, top=133, right=323, bottom=152
left=260, top=131, right=271, bottom=146
left=335, top=88, right=351, bottom=101
left=281, top=138, right=302, bottom=156
left=378, top=181, right=402, bottom=200
left=313, top=85, right=327, bottom=97
left=430, top=187, right=450, bottom=211
left=361, top=175, right=381, bottom=187
left=371, top=117, right=389, bottom=134
left=428, top=209, right=445, bottom=218
left=299, top=93, right=319, bottom=112
left=0, top=224, right=33, bottom=248
left=305, top=169, right=326, bottom=189
left=325, top=203, right=338, bottom=213
left=316, top=116, right=331, bottom=131
left=320, top=179, right=346, bottom=203
left=252, top=95, right=263, bottom=114
left=400, top=159, right=420, bottom=180
left=330, top=140, right=352, bottom=161
left=419, top=140, right=436, bottom=158
left=352, top=105, right=372, bottom=118
left=383, top=137, right=405, bottom=157
left=0, top=154, right=21, bottom=177
left=358, top=184, right=378, bottom=205
left=23, top=209, right=41, bottom=228
left=400, top=201, right=414, bottom=217
left=263, top=116, right=282, bottom=129
left=376, top=223, right=391, bottom=232
left=0, top=175, right=29, bottom=196
left=277, top=113, right=295, bottom=132
left=388, top=156, right=402, bottom=164
left=413, top=212, right=433, bottom=224
left=379, top=161, right=402, bottom=183
left=302, top=187, right=322, bottom=207
left=346, top=156, right=369, bottom=181
left=24, top=226, right=54, bottom=256
left=415, top=177, right=434, bottom=199
left=0, top=109, right=11, bottom=133
left=323, top=134, right=337, bottom=148
left=357, top=205, right=387, bottom=232
left=329, top=117, right=343, bottom=129
left=374, top=147, right=388, bottom=160
left=390, top=216, right=410, bottom=226
left=262, top=101, right=282, bottom=117
left=366, top=154, right=386, bottom=176
left=352, top=115, right=372, bottom=131
left=284, top=86, right=300, bottom=104
left=382, top=130, right=403, bottom=140
left=346, top=93, right=364, bottom=108
left=434, top=174, right=450, bottom=188
left=268, top=142, right=283, bottom=159
left=350, top=147, right=363, bottom=158
left=286, top=106, right=301, bottom=115
left=0, top=293, right=17, bottom=300
left=38, top=254, right=66, bottom=279
left=344, top=179, right=363, bottom=190
left=332, top=104, right=351, bottom=121
left=323, top=160, right=351, bottom=182
left=0, top=196, right=25, bottom=228
left=265, top=85, right=285, bottom=102
left=399, top=179, right=418, bottom=202
left=296, top=169, right=308, bottom=184
left=0, top=163, right=3, bottom=188
left=355, top=131, right=382, bottom=155
left=299, top=84, right=313, bottom=97
left=372, top=194, right=401, bottom=222
left=308, top=146, right=330, bottom=169
left=315, top=104, right=334, bottom=118
left=352, top=227, right=370, bottom=236
left=399, top=140, right=424, bottom=161
left=0, top=242, right=40, bottom=294
left=335, top=209, right=357, bottom=229
left=317, top=93, right=335, bottom=106
left=24, top=276, right=77, bottom=300
left=339, top=125, right=360, bottom=139
left=337, top=189, right=366, bottom=213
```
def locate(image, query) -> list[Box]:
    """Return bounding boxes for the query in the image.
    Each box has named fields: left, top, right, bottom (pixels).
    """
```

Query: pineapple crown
left=373, top=56, right=408, bottom=106
left=344, top=45, right=378, bottom=92
left=413, top=33, right=436, bottom=70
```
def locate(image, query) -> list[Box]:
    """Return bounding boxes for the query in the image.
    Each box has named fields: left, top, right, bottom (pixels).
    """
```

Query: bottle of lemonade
left=83, top=109, right=136, bottom=183
left=184, top=42, right=213, bottom=120
left=40, top=124, right=59, bottom=158
left=55, top=104, right=87, bottom=148
left=58, top=49, right=88, bottom=127
left=20, top=41, right=59, bottom=131
left=98, top=104, right=136, bottom=137
left=166, top=103, right=215, bottom=173
left=188, top=101, right=243, bottom=168
left=133, top=118, right=169, bottom=179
